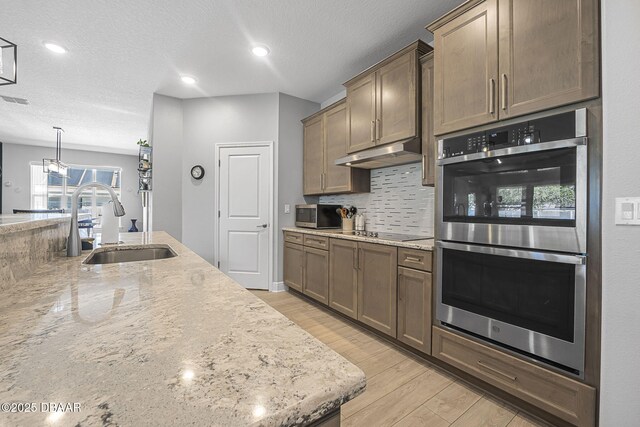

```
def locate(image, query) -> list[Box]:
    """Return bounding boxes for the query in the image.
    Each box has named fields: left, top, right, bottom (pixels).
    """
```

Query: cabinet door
left=433, top=0, right=498, bottom=135
left=303, top=116, right=324, bottom=195
left=323, top=102, right=351, bottom=193
left=303, top=246, right=329, bottom=304
left=283, top=242, right=303, bottom=292
left=357, top=243, right=398, bottom=337
left=376, top=52, right=418, bottom=145
left=397, top=267, right=432, bottom=354
left=498, top=0, right=599, bottom=119
left=329, top=239, right=358, bottom=319
left=347, top=74, right=377, bottom=153
left=421, top=54, right=435, bottom=186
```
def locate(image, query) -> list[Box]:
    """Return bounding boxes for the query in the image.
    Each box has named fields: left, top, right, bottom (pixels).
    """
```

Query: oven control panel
left=440, top=110, right=578, bottom=159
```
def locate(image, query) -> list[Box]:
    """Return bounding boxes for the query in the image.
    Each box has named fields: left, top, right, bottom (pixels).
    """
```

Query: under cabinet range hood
left=335, top=137, right=422, bottom=169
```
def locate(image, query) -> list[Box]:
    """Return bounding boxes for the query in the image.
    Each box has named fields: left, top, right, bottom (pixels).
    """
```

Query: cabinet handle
left=405, top=256, right=422, bottom=263
left=371, top=121, right=375, bottom=142
left=353, top=247, right=358, bottom=270
left=376, top=119, right=380, bottom=142
left=501, top=74, right=507, bottom=111
left=422, top=155, right=427, bottom=180
left=358, top=248, right=363, bottom=270
left=320, top=173, right=325, bottom=190
left=398, top=276, right=405, bottom=301
left=488, top=78, right=495, bottom=114
left=477, top=360, right=517, bottom=382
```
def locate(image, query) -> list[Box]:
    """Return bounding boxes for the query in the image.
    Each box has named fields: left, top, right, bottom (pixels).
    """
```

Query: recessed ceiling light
left=43, top=42, right=67, bottom=54
left=180, top=75, right=197, bottom=85
left=251, top=45, right=270, bottom=57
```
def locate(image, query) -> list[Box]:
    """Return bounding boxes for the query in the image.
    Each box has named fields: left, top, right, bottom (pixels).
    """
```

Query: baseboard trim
left=270, top=281, right=288, bottom=293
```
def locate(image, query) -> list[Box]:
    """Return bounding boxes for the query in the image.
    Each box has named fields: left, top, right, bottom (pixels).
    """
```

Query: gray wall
left=276, top=93, right=321, bottom=281
left=151, top=93, right=183, bottom=240
left=599, top=0, right=640, bottom=425
left=1, top=142, right=142, bottom=227
left=152, top=92, right=320, bottom=286
left=181, top=93, right=280, bottom=265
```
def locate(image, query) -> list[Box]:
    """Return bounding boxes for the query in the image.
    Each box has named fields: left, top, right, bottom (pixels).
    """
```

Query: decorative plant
left=136, top=139, right=150, bottom=147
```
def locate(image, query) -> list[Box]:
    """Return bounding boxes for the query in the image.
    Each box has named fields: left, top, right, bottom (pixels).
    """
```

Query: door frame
left=214, top=141, right=275, bottom=291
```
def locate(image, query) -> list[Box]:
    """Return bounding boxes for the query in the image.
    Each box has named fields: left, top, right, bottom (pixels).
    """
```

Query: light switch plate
left=615, top=197, right=640, bottom=225
left=284, top=204, right=290, bottom=214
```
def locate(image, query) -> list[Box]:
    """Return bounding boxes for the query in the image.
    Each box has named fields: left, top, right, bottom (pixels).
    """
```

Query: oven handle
left=436, top=137, right=587, bottom=166
left=436, top=241, right=586, bottom=265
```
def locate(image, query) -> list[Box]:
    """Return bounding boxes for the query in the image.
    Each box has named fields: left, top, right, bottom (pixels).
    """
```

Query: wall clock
left=190, top=165, right=205, bottom=180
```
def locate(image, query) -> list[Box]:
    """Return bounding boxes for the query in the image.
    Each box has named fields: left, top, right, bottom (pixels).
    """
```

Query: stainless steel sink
left=83, top=244, right=177, bottom=264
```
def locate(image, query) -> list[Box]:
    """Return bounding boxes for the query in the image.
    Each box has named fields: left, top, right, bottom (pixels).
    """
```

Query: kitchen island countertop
left=0, top=232, right=365, bottom=426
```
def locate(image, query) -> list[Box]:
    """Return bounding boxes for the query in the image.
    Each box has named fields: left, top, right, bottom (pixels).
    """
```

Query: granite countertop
left=0, top=232, right=365, bottom=426
left=282, top=227, right=435, bottom=251
left=0, top=213, right=73, bottom=235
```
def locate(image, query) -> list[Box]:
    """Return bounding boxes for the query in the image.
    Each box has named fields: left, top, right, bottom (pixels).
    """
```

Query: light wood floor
left=252, top=290, right=550, bottom=427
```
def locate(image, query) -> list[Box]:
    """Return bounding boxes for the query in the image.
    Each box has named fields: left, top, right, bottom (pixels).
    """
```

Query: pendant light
left=43, top=127, right=69, bottom=177
left=0, top=36, right=18, bottom=86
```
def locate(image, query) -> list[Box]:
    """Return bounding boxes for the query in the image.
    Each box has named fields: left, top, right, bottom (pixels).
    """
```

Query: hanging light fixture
left=43, top=127, right=69, bottom=177
left=0, top=36, right=18, bottom=86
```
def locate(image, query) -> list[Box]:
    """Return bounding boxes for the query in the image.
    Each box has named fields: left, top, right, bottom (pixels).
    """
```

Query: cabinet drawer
left=398, top=248, right=432, bottom=272
left=284, top=231, right=304, bottom=245
left=303, top=235, right=329, bottom=250
left=432, top=327, right=596, bottom=427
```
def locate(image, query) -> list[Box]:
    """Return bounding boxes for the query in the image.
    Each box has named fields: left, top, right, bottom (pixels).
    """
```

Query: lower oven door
left=436, top=241, right=586, bottom=375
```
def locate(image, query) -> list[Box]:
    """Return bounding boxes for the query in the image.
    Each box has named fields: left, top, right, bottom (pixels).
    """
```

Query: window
left=30, top=163, right=122, bottom=215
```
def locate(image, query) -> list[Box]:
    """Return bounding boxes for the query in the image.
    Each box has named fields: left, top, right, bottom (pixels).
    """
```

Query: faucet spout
left=67, top=182, right=126, bottom=257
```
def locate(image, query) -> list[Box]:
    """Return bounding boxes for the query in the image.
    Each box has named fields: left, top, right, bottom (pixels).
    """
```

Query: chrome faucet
left=67, top=182, right=125, bottom=256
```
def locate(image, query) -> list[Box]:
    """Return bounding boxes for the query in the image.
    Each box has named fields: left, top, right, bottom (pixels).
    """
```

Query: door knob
left=257, top=224, right=268, bottom=228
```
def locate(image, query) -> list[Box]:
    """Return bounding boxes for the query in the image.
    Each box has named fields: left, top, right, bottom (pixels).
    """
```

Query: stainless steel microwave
left=295, top=204, right=342, bottom=229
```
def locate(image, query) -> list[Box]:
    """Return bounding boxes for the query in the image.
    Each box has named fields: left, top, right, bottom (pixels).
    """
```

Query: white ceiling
left=0, top=0, right=464, bottom=155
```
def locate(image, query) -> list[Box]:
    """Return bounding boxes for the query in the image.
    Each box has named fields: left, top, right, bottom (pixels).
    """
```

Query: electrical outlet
left=284, top=204, right=290, bottom=214
left=615, top=197, right=640, bottom=225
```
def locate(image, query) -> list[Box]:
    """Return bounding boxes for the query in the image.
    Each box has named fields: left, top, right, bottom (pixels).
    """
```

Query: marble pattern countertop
left=0, top=232, right=365, bottom=426
left=282, top=227, right=435, bottom=251
left=0, top=213, right=73, bottom=235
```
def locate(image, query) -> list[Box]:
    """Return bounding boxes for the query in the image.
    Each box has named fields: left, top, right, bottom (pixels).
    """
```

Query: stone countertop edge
left=0, top=213, right=92, bottom=235
left=0, top=231, right=366, bottom=427
left=282, top=227, right=435, bottom=251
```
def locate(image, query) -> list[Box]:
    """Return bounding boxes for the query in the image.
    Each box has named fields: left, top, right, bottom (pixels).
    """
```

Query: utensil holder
left=342, top=218, right=354, bottom=231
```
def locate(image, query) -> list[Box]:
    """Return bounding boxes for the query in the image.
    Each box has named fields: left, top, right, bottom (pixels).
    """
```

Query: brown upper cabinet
left=345, top=41, right=432, bottom=153
left=420, top=52, right=435, bottom=186
left=302, top=100, right=370, bottom=196
left=428, top=0, right=599, bottom=135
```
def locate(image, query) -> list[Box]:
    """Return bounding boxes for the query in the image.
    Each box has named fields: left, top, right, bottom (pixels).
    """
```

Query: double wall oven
left=436, top=109, right=588, bottom=376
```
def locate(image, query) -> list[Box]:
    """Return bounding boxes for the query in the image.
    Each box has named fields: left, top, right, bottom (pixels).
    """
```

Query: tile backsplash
left=319, top=163, right=435, bottom=236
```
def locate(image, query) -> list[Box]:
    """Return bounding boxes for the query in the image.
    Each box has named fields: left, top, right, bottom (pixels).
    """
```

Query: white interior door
left=218, top=145, right=271, bottom=290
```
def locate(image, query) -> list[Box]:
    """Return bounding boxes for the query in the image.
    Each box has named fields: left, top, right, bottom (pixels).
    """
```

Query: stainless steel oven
left=437, top=109, right=587, bottom=254
left=436, top=241, right=586, bottom=375
left=435, top=109, right=590, bottom=376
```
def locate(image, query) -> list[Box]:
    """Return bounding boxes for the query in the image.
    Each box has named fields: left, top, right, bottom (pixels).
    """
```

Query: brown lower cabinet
left=283, top=242, right=304, bottom=292
left=432, top=326, right=596, bottom=427
left=397, top=267, right=432, bottom=354
left=284, top=232, right=329, bottom=304
left=357, top=242, right=398, bottom=338
left=303, top=246, right=329, bottom=304
left=328, top=239, right=358, bottom=319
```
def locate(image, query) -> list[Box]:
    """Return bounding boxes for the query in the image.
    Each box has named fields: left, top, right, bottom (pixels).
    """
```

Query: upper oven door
left=437, top=138, right=587, bottom=253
